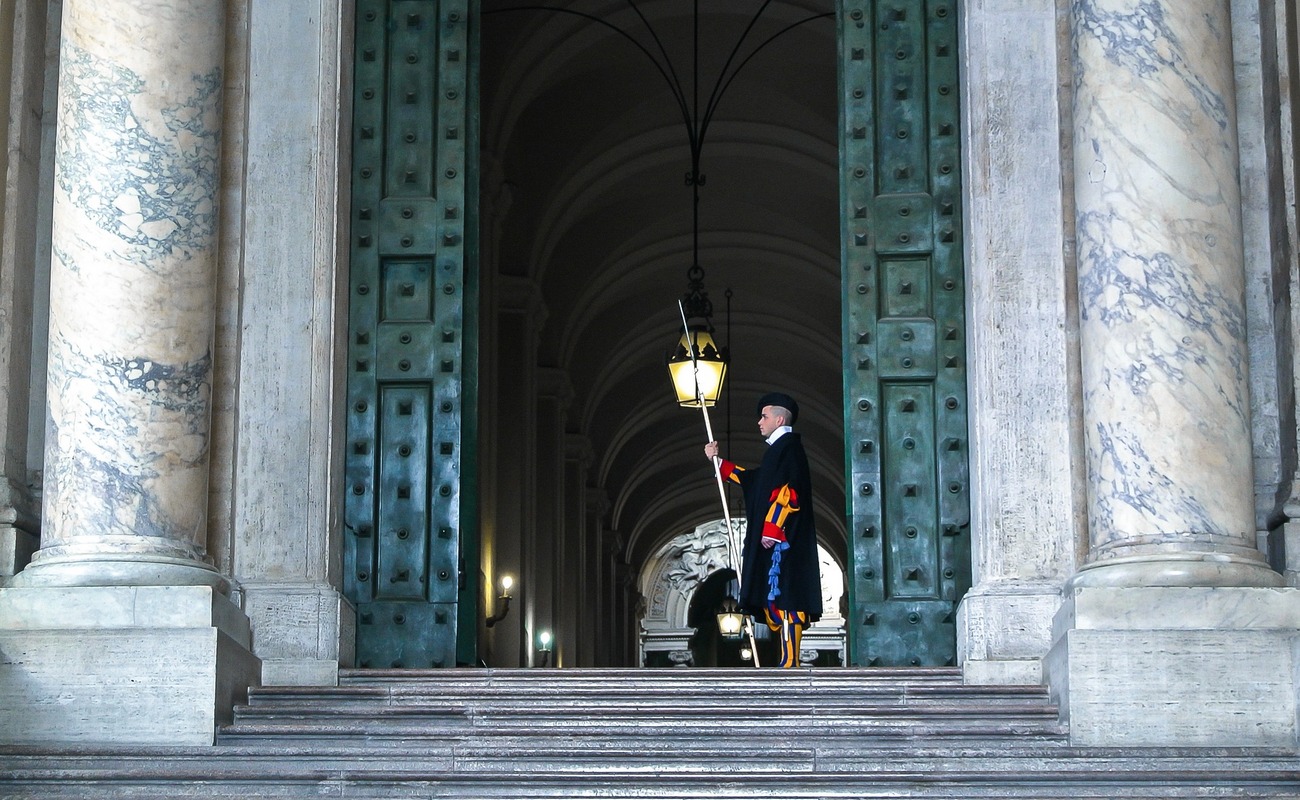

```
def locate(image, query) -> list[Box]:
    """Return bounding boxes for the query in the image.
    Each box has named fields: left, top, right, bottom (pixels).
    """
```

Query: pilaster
left=0, top=0, right=47, bottom=587
left=588, top=490, right=613, bottom=665
left=564, top=433, right=593, bottom=665
left=488, top=276, right=544, bottom=667
left=534, top=367, right=570, bottom=665
left=956, top=0, right=1081, bottom=684
left=228, top=0, right=353, bottom=687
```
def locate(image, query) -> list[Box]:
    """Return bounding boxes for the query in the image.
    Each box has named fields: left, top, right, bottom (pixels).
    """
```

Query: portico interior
left=473, top=0, right=847, bottom=669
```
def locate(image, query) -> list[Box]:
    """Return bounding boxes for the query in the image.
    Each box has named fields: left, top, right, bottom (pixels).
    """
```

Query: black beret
left=756, top=392, right=799, bottom=425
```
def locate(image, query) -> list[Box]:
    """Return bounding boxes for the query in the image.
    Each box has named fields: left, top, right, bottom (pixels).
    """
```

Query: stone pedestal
left=242, top=583, right=354, bottom=686
left=1045, top=587, right=1300, bottom=747
left=958, top=581, right=1062, bottom=685
left=0, top=586, right=260, bottom=745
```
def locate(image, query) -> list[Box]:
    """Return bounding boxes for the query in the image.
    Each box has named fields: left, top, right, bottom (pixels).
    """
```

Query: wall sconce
left=739, top=646, right=753, bottom=663
left=536, top=629, right=552, bottom=668
left=485, top=574, right=514, bottom=628
left=716, top=597, right=744, bottom=639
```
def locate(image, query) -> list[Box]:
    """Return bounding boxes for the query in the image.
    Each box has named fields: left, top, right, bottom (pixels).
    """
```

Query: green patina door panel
left=839, top=0, right=971, bottom=667
left=345, top=0, right=479, bottom=668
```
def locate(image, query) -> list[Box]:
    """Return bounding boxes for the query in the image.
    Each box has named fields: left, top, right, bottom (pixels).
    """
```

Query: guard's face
left=758, top=406, right=785, bottom=438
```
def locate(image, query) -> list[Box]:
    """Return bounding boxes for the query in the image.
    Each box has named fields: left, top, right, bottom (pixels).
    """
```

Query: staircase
left=0, top=668, right=1297, bottom=798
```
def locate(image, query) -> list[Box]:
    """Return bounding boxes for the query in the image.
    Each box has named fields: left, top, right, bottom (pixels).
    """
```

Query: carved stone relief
left=638, top=519, right=846, bottom=666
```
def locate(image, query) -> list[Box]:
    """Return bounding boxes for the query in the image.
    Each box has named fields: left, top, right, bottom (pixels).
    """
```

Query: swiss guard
left=704, top=392, right=822, bottom=667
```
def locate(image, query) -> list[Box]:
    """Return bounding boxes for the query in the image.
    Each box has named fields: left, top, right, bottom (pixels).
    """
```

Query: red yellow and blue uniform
left=718, top=430, right=821, bottom=668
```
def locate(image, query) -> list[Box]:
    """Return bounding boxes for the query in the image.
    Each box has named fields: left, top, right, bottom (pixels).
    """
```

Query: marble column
left=1044, top=0, right=1300, bottom=748
left=0, top=0, right=260, bottom=746
left=1070, top=0, right=1280, bottom=589
left=17, top=0, right=226, bottom=590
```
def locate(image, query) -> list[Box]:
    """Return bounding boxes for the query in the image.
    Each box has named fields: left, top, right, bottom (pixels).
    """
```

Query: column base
left=0, top=585, right=260, bottom=746
left=240, top=582, right=354, bottom=686
left=1068, top=552, right=1284, bottom=589
left=1045, top=586, right=1300, bottom=746
left=957, top=580, right=1063, bottom=685
left=12, top=551, right=231, bottom=593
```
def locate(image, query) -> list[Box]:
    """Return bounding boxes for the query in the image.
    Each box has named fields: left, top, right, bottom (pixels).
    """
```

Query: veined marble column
left=1070, top=0, right=1280, bottom=588
left=0, top=0, right=261, bottom=747
left=17, top=0, right=226, bottom=589
left=1043, top=0, right=1299, bottom=749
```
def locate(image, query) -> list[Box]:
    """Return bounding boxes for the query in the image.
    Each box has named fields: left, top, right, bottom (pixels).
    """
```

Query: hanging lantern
left=668, top=323, right=728, bottom=407
left=668, top=263, right=728, bottom=407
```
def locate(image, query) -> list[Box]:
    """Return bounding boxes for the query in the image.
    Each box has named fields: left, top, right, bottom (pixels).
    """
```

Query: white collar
left=766, top=426, right=793, bottom=445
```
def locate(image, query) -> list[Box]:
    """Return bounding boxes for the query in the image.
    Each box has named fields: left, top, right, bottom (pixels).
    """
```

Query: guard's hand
left=704, top=441, right=719, bottom=460
left=761, top=536, right=779, bottom=549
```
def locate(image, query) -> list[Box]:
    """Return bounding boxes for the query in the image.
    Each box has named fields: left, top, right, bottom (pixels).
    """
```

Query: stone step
left=242, top=685, right=1055, bottom=708
left=233, top=697, right=1066, bottom=723
left=2, top=744, right=1298, bottom=798
left=336, top=665, right=971, bottom=689
left=242, top=668, right=1055, bottom=711
left=213, top=728, right=1074, bottom=750
left=222, top=667, right=1065, bottom=744
left=217, top=720, right=1070, bottom=745
left=248, top=673, right=1050, bottom=704
left=7, top=669, right=1281, bottom=799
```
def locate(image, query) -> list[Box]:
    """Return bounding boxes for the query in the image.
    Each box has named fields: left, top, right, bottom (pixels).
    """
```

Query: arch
left=637, top=519, right=846, bottom=667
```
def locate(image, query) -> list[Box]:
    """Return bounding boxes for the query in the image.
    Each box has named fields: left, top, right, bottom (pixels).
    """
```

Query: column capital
left=536, top=366, right=573, bottom=407
left=497, top=276, right=548, bottom=334
left=565, top=434, right=594, bottom=466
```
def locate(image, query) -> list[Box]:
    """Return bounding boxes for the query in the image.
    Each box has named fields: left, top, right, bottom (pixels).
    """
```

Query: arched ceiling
left=480, top=0, right=844, bottom=572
